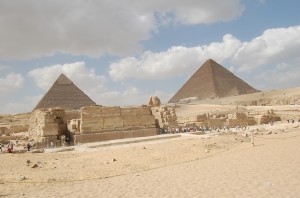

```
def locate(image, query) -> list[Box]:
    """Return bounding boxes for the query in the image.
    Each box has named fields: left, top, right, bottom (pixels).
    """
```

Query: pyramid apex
left=56, top=73, right=73, bottom=85
left=33, top=73, right=96, bottom=111
left=204, top=58, right=218, bottom=65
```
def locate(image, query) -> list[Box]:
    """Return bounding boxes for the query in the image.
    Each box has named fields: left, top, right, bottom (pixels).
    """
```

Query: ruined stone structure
left=227, top=112, right=256, bottom=128
left=28, top=107, right=68, bottom=146
left=259, top=110, right=281, bottom=124
left=169, top=59, right=259, bottom=102
left=0, top=113, right=30, bottom=134
left=28, top=105, right=159, bottom=145
left=72, top=106, right=158, bottom=143
left=33, top=73, right=96, bottom=111
left=151, top=106, right=178, bottom=129
left=177, top=112, right=257, bottom=129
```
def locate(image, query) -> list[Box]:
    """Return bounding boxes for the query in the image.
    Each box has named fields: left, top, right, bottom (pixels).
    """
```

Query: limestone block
left=91, top=123, right=104, bottom=132
left=137, top=107, right=152, bottom=115
left=196, top=115, right=207, bottom=122
left=102, top=107, right=121, bottom=117
left=102, top=127, right=116, bottom=132
left=80, top=126, right=92, bottom=134
left=123, top=115, right=141, bottom=126
left=143, top=128, right=158, bottom=136
left=133, top=130, right=144, bottom=137
left=103, top=116, right=123, bottom=128
left=116, top=126, right=142, bottom=131
left=121, top=108, right=138, bottom=116
left=106, top=131, right=124, bottom=140
left=123, top=131, right=134, bottom=139
left=74, top=133, right=107, bottom=143
left=65, top=110, right=81, bottom=120
left=50, top=110, right=65, bottom=118
left=42, top=124, right=59, bottom=136
left=82, top=118, right=104, bottom=128
left=140, top=115, right=156, bottom=126
left=81, top=112, right=102, bottom=119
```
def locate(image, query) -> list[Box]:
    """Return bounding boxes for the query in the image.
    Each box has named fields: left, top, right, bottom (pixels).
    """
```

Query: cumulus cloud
left=109, top=34, right=241, bottom=81
left=256, top=62, right=300, bottom=89
left=0, top=73, right=24, bottom=94
left=233, top=26, right=300, bottom=72
left=27, top=61, right=172, bottom=108
left=28, top=62, right=106, bottom=103
left=93, top=86, right=172, bottom=106
left=109, top=25, right=300, bottom=91
left=0, top=95, right=41, bottom=114
left=0, top=0, right=244, bottom=60
left=28, top=62, right=106, bottom=97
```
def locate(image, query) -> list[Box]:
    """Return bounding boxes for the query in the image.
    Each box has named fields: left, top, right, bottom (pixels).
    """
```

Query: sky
left=0, top=0, right=300, bottom=114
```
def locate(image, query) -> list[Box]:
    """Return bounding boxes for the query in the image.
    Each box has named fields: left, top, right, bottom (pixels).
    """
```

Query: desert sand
left=1, top=120, right=300, bottom=197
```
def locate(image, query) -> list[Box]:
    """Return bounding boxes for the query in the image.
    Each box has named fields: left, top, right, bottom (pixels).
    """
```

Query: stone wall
left=72, top=106, right=158, bottom=143
left=28, top=107, right=67, bottom=138
left=227, top=112, right=256, bottom=127
left=151, top=106, right=178, bottom=129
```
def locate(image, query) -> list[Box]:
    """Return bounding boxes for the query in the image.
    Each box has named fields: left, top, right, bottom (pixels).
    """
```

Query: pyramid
left=33, top=74, right=96, bottom=111
left=169, top=59, right=259, bottom=102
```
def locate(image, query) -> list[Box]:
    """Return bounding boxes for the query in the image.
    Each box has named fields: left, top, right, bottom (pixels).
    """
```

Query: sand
left=1, top=122, right=300, bottom=198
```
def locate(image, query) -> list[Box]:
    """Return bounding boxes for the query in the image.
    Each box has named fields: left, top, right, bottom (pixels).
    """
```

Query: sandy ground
left=1, top=122, right=300, bottom=198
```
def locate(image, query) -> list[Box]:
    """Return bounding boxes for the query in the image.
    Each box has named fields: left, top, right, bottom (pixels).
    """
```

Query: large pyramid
left=33, top=74, right=96, bottom=111
left=169, top=59, right=259, bottom=102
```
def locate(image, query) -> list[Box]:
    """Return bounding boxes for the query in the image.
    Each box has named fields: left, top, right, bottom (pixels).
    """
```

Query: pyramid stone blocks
left=33, top=74, right=96, bottom=111
left=170, top=59, right=259, bottom=102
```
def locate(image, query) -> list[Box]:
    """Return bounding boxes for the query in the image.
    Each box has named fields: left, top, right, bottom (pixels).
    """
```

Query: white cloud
left=0, top=73, right=24, bottom=94
left=27, top=61, right=173, bottom=108
left=109, top=34, right=241, bottom=81
left=0, top=95, right=41, bottom=114
left=28, top=62, right=106, bottom=93
left=93, top=85, right=172, bottom=107
left=0, top=0, right=244, bottom=60
left=109, top=25, right=300, bottom=91
left=256, top=62, right=300, bottom=90
left=233, top=25, right=300, bottom=72
left=132, top=0, right=244, bottom=25
left=0, top=64, right=10, bottom=71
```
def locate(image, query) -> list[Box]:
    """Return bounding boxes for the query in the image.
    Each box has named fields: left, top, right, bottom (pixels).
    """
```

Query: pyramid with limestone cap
left=33, top=74, right=96, bottom=111
left=169, top=59, right=259, bottom=102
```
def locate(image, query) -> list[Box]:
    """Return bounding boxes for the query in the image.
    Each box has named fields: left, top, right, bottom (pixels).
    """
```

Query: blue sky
left=1, top=0, right=300, bottom=114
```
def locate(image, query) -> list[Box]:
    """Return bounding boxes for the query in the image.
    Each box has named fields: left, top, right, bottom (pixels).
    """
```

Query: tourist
left=7, top=142, right=12, bottom=153
left=27, top=142, right=31, bottom=151
left=0, top=143, right=2, bottom=152
left=50, top=141, right=54, bottom=149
